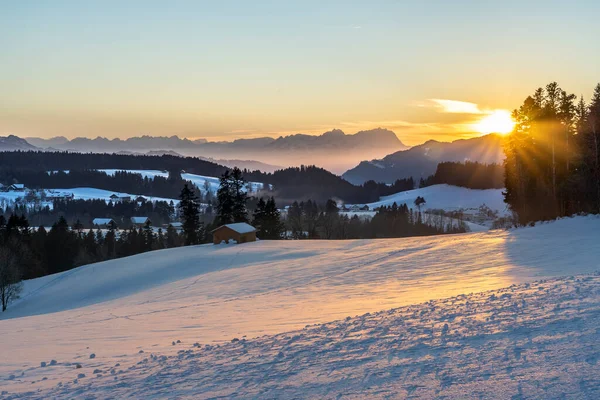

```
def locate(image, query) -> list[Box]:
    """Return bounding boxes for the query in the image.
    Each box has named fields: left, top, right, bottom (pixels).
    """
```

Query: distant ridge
left=24, top=128, right=408, bottom=173
left=342, top=134, right=505, bottom=184
left=0, top=135, right=39, bottom=151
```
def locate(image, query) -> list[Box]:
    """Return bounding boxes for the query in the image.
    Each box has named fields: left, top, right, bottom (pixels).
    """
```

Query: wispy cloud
left=428, top=99, right=484, bottom=114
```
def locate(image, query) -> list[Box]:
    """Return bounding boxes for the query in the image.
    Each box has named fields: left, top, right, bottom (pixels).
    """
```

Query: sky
left=1, top=0, right=599, bottom=146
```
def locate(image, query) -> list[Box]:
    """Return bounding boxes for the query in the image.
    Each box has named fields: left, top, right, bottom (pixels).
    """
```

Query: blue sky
left=1, top=0, right=598, bottom=144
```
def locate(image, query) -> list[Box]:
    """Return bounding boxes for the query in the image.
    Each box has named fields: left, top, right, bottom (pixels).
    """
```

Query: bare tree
left=0, top=246, right=23, bottom=312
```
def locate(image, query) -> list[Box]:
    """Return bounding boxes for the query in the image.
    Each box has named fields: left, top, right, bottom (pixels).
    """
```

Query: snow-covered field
left=1, top=216, right=600, bottom=398
left=0, top=188, right=178, bottom=207
left=47, top=169, right=266, bottom=196
left=101, top=169, right=265, bottom=194
left=181, top=172, right=264, bottom=194
left=356, top=184, right=507, bottom=216
left=98, top=169, right=169, bottom=180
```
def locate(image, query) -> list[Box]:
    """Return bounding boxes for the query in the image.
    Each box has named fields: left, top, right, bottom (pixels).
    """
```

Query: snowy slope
left=0, top=188, right=178, bottom=206
left=2, top=216, right=600, bottom=398
left=181, top=172, right=264, bottom=194
left=98, top=169, right=169, bottom=180
left=102, top=168, right=265, bottom=194
left=359, top=184, right=507, bottom=215
left=60, top=169, right=265, bottom=195
left=9, top=274, right=600, bottom=399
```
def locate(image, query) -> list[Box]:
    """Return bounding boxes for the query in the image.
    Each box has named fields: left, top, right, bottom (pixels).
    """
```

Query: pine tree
left=252, top=197, right=283, bottom=239
left=216, top=171, right=234, bottom=225
left=166, top=224, right=180, bottom=248
left=231, top=167, right=248, bottom=223
left=287, top=201, right=303, bottom=239
left=178, top=183, right=202, bottom=245
left=143, top=220, right=154, bottom=251
left=216, top=168, right=248, bottom=224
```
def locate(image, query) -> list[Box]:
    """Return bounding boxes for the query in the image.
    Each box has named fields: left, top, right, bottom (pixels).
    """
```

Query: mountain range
left=24, top=128, right=407, bottom=174
left=0, top=135, right=39, bottom=151
left=342, top=134, right=505, bottom=184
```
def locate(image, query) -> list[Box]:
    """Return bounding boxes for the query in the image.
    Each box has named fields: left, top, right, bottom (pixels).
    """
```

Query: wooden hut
left=211, top=223, right=257, bottom=244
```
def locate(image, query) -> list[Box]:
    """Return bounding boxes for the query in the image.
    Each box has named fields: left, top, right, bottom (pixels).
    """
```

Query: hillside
left=357, top=184, right=507, bottom=216
left=343, top=133, right=505, bottom=184
left=2, top=217, right=600, bottom=398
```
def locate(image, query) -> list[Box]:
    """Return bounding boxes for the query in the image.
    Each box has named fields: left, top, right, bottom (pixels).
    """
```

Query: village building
left=7, top=183, right=26, bottom=191
left=92, top=218, right=117, bottom=228
left=211, top=223, right=257, bottom=245
left=109, top=194, right=131, bottom=202
left=131, top=216, right=150, bottom=227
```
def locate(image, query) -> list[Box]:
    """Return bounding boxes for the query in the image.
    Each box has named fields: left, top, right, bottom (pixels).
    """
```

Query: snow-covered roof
left=10, top=183, right=25, bottom=189
left=131, top=217, right=149, bottom=224
left=213, top=222, right=256, bottom=234
left=93, top=218, right=115, bottom=225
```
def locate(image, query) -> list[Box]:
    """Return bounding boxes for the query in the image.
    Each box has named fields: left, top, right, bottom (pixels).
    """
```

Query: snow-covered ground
left=2, top=216, right=600, bottom=398
left=98, top=169, right=169, bottom=180
left=181, top=172, right=264, bottom=194
left=0, top=188, right=178, bottom=207
left=101, top=168, right=266, bottom=194
left=48, top=169, right=266, bottom=195
left=355, top=184, right=507, bottom=216
left=345, top=184, right=508, bottom=230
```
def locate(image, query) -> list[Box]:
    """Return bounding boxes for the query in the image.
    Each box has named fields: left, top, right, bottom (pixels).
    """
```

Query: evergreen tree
left=143, top=220, right=154, bottom=251
left=166, top=224, right=181, bottom=248
left=253, top=197, right=283, bottom=239
left=178, top=183, right=202, bottom=245
left=216, top=167, right=248, bottom=224
left=231, top=167, right=249, bottom=223
left=216, top=170, right=234, bottom=225
left=287, top=201, right=303, bottom=239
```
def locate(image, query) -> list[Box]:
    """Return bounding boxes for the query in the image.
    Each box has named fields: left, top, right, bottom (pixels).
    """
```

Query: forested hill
left=245, top=166, right=379, bottom=204
left=0, top=151, right=228, bottom=177
left=0, top=152, right=394, bottom=204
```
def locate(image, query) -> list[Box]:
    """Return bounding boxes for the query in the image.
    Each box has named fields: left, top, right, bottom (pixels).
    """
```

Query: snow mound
left=364, top=184, right=507, bottom=215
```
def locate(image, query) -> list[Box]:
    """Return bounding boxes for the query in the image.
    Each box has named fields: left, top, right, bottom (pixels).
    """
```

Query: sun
left=474, top=110, right=515, bottom=135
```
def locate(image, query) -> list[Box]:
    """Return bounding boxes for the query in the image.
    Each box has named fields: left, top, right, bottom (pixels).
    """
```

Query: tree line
left=0, top=151, right=227, bottom=177
left=419, top=161, right=504, bottom=189
left=504, top=82, right=600, bottom=224
left=3, top=169, right=205, bottom=201
left=0, top=152, right=419, bottom=204
left=285, top=199, right=466, bottom=240
left=3, top=198, right=176, bottom=229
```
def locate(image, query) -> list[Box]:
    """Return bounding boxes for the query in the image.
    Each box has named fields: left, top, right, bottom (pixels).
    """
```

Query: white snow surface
left=97, top=169, right=169, bottom=180
left=0, top=188, right=178, bottom=209
left=181, top=172, right=264, bottom=194
left=361, top=184, right=508, bottom=215
left=97, top=169, right=265, bottom=194
left=2, top=216, right=600, bottom=398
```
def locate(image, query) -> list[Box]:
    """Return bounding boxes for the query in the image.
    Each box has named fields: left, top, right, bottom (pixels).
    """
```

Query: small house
left=93, top=218, right=117, bottom=228
left=211, top=223, right=257, bottom=245
left=164, top=222, right=183, bottom=232
left=131, top=216, right=150, bottom=227
left=109, top=194, right=120, bottom=201
left=135, top=196, right=147, bottom=203
left=359, top=205, right=370, bottom=211
left=8, top=183, right=26, bottom=191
